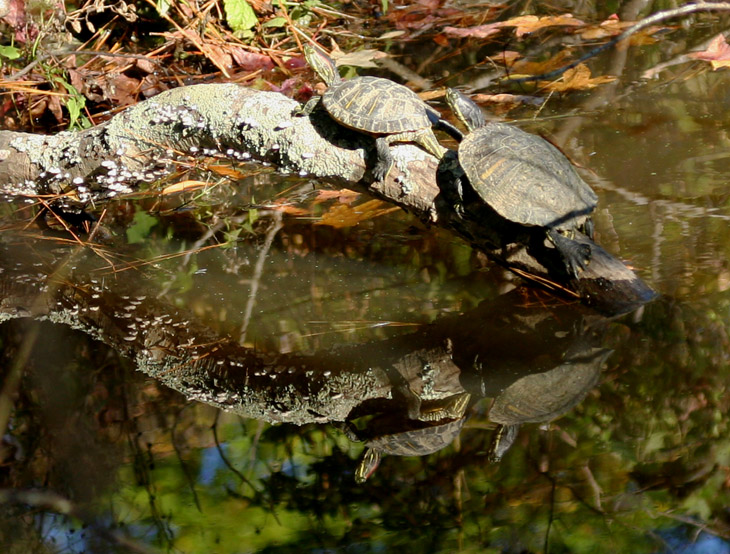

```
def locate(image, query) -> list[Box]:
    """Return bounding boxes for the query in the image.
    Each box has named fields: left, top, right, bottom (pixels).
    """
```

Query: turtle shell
left=489, top=347, right=610, bottom=426
left=459, top=123, right=598, bottom=231
left=366, top=417, right=466, bottom=456
left=322, top=76, right=433, bottom=135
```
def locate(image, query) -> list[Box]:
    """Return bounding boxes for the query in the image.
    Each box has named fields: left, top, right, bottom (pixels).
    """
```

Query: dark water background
left=4, top=6, right=730, bottom=554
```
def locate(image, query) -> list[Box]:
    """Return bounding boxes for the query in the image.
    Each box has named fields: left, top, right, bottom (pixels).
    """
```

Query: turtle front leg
left=294, top=94, right=322, bottom=117
left=373, top=136, right=396, bottom=181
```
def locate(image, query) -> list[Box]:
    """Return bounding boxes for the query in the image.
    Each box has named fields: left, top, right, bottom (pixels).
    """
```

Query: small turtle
left=487, top=347, right=611, bottom=462
left=297, top=45, right=451, bottom=181
left=444, top=88, right=599, bottom=277
left=343, top=392, right=470, bottom=483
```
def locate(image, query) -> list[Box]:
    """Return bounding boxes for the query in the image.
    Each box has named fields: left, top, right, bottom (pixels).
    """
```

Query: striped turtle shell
left=322, top=76, right=434, bottom=135
left=459, top=122, right=598, bottom=231
left=365, top=417, right=466, bottom=456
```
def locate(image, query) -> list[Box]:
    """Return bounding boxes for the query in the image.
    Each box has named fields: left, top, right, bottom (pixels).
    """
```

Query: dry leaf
left=162, top=181, right=209, bottom=195
left=489, top=50, right=521, bottom=66
left=473, top=93, right=543, bottom=107
left=540, top=64, right=616, bottom=92
left=511, top=50, right=572, bottom=75
left=273, top=204, right=309, bottom=216
left=230, top=48, right=275, bottom=71
left=332, top=49, right=387, bottom=70
left=688, top=34, right=730, bottom=70
left=317, top=199, right=399, bottom=228
left=314, top=189, right=360, bottom=204
left=443, top=23, right=503, bottom=39
left=502, top=14, right=584, bottom=38
left=580, top=14, right=633, bottom=39
left=206, top=164, right=248, bottom=179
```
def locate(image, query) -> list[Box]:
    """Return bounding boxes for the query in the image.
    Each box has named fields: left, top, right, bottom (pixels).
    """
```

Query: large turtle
left=444, top=88, right=599, bottom=277
left=297, top=44, right=452, bottom=181
left=487, top=346, right=611, bottom=462
left=343, top=392, right=471, bottom=483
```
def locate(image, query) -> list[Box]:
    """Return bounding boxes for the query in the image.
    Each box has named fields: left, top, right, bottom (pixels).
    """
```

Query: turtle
left=297, top=44, right=454, bottom=181
left=342, top=391, right=471, bottom=483
left=444, top=88, right=599, bottom=278
left=487, top=346, right=611, bottom=462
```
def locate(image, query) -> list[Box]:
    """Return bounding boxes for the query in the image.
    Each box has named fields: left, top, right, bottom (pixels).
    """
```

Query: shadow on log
left=0, top=84, right=656, bottom=313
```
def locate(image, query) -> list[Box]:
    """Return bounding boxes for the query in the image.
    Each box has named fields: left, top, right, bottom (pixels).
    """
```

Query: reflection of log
left=0, top=240, right=610, bottom=429
left=0, top=84, right=655, bottom=313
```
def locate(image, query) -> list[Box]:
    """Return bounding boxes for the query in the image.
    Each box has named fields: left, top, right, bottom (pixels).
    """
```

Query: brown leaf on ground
left=443, top=23, right=503, bottom=39
left=390, top=0, right=461, bottom=31
left=489, top=50, right=521, bottom=66
left=104, top=74, right=141, bottom=106
left=247, top=0, right=274, bottom=14
left=46, top=95, right=64, bottom=123
left=539, top=64, right=616, bottom=92
left=510, top=50, right=572, bottom=75
left=688, top=34, right=730, bottom=70
left=229, top=48, right=275, bottom=71
left=332, top=49, right=387, bottom=70
left=317, top=199, right=400, bottom=228
left=502, top=14, right=584, bottom=38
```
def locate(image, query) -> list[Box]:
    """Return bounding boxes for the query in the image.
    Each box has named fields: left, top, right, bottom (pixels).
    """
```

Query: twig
left=211, top=411, right=260, bottom=494
left=509, top=2, right=730, bottom=83
left=171, top=406, right=203, bottom=513
left=239, top=210, right=283, bottom=343
left=5, top=49, right=167, bottom=82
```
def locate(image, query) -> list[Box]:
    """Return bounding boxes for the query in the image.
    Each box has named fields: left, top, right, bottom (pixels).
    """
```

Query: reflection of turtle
left=488, top=347, right=611, bottom=462
left=297, top=45, right=448, bottom=181
left=444, top=88, right=598, bottom=277
left=343, top=392, right=470, bottom=483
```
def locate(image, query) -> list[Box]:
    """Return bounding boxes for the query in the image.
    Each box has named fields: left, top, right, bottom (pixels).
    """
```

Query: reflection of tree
left=2, top=238, right=730, bottom=550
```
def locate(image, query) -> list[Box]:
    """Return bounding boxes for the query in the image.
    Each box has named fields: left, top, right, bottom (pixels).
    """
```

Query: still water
left=3, top=15, right=730, bottom=554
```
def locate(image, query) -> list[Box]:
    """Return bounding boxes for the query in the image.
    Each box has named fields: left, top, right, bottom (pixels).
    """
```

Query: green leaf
left=263, top=16, right=287, bottom=28
left=156, top=0, right=171, bottom=16
left=224, top=0, right=258, bottom=32
left=127, top=211, right=159, bottom=244
left=0, top=45, right=21, bottom=60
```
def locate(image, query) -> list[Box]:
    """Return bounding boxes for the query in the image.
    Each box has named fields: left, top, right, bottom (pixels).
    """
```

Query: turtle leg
left=373, top=130, right=447, bottom=181
left=488, top=424, right=520, bottom=463
left=335, top=421, right=363, bottom=443
left=412, top=128, right=448, bottom=160
left=294, top=94, right=322, bottom=117
left=355, top=448, right=381, bottom=484
left=582, top=217, right=595, bottom=240
left=373, top=136, right=396, bottom=181
left=547, top=229, right=592, bottom=278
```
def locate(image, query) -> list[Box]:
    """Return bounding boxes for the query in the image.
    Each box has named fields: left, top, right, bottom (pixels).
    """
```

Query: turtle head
left=354, top=447, right=381, bottom=484
left=445, top=88, right=486, bottom=132
left=303, top=44, right=341, bottom=86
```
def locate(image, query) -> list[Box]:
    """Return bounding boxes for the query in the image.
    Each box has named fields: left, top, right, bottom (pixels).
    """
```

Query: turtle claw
left=372, top=160, right=392, bottom=182
left=548, top=229, right=592, bottom=278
